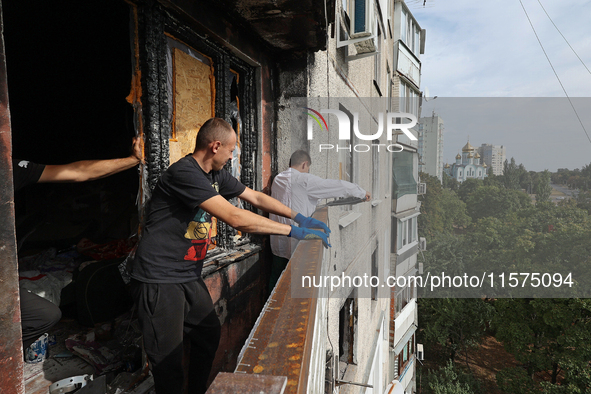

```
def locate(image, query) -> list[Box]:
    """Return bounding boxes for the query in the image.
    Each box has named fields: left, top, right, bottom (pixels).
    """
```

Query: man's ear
left=211, top=141, right=222, bottom=153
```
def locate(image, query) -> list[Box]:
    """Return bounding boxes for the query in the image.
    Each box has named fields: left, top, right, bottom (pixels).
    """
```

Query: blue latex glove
left=288, top=225, right=331, bottom=248
left=294, top=213, right=331, bottom=234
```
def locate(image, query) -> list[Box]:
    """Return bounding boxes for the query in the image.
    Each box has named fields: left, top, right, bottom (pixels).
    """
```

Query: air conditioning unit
left=419, top=237, right=426, bottom=251
left=418, top=182, right=427, bottom=195
left=417, top=343, right=424, bottom=361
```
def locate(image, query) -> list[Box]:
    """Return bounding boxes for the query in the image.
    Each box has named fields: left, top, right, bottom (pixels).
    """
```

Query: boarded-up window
left=167, top=38, right=215, bottom=165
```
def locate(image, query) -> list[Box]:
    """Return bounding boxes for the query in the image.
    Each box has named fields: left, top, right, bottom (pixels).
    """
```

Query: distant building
left=478, top=143, right=506, bottom=176
left=418, top=112, right=444, bottom=181
left=444, top=141, right=488, bottom=182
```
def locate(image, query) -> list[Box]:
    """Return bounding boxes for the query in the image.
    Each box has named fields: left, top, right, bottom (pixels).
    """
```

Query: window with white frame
left=397, top=216, right=417, bottom=251
left=395, top=277, right=414, bottom=315
left=399, top=80, right=419, bottom=118
left=399, top=5, right=421, bottom=56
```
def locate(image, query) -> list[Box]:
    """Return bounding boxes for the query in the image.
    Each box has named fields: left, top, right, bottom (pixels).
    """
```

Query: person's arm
left=238, top=187, right=297, bottom=220
left=200, top=195, right=292, bottom=235
left=239, top=186, right=331, bottom=233
left=304, top=173, right=369, bottom=200
left=200, top=195, right=330, bottom=246
left=38, top=137, right=142, bottom=183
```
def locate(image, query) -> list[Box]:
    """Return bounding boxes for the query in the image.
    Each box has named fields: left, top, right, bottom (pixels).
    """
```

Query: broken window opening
left=339, top=294, right=358, bottom=369
left=139, top=5, right=259, bottom=251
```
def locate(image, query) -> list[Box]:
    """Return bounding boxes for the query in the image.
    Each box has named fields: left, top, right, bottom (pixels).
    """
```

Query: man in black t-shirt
left=13, top=138, right=142, bottom=351
left=128, top=118, right=329, bottom=394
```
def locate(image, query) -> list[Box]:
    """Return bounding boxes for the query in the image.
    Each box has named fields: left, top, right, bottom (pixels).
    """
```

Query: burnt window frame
left=137, top=4, right=258, bottom=249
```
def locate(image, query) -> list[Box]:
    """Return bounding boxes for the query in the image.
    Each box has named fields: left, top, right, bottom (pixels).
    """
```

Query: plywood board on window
left=170, top=47, right=214, bottom=165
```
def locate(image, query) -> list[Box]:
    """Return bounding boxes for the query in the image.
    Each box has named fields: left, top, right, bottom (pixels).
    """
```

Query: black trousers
left=131, top=279, right=221, bottom=394
left=20, top=288, right=62, bottom=349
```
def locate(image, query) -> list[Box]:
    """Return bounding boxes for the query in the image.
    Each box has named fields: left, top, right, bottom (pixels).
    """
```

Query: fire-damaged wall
left=0, top=6, right=25, bottom=390
left=131, top=0, right=277, bottom=380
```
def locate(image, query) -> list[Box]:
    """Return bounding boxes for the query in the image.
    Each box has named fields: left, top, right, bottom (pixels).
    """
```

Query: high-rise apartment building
left=478, top=143, right=506, bottom=176
left=418, top=113, right=444, bottom=181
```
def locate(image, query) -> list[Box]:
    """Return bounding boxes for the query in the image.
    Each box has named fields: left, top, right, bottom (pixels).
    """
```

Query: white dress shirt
left=269, top=168, right=366, bottom=259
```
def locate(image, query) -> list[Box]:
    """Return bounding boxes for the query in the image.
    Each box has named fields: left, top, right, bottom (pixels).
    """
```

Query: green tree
left=534, top=170, right=552, bottom=202
left=422, top=360, right=482, bottom=394
left=457, top=178, right=484, bottom=203
left=419, top=172, right=445, bottom=238
left=419, top=298, right=494, bottom=366
left=464, top=185, right=531, bottom=220
left=442, top=173, right=460, bottom=191
left=419, top=173, right=471, bottom=238
left=440, top=189, right=471, bottom=232
left=494, top=298, right=591, bottom=393
left=501, top=158, right=520, bottom=190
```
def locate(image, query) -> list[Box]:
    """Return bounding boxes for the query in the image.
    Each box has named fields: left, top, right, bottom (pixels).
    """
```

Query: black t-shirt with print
left=130, top=155, right=246, bottom=283
left=12, top=160, right=46, bottom=192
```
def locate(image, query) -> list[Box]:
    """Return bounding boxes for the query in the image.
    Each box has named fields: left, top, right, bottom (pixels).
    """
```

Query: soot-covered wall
left=3, top=0, right=139, bottom=250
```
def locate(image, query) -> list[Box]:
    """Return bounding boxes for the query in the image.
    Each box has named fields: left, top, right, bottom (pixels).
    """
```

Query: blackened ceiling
left=202, top=0, right=333, bottom=51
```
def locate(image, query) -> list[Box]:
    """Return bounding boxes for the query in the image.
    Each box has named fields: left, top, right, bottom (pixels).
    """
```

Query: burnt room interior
left=5, top=0, right=137, bottom=251
left=4, top=0, right=146, bottom=388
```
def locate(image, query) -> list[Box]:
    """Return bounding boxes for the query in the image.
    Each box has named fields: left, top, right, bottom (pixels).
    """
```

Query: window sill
left=339, top=212, right=362, bottom=228
left=396, top=240, right=418, bottom=256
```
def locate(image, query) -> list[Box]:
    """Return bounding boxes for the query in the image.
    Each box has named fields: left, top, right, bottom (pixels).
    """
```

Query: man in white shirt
left=269, top=150, right=370, bottom=289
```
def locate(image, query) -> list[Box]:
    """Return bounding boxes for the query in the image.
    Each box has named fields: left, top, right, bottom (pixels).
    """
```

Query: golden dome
left=468, top=152, right=474, bottom=158
left=462, top=141, right=475, bottom=152
left=456, top=153, right=461, bottom=159
left=445, top=163, right=450, bottom=168
left=483, top=163, right=488, bottom=167
left=474, top=153, right=480, bottom=158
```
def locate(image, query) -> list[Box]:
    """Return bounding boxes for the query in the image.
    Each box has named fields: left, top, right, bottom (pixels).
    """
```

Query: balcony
left=207, top=209, right=328, bottom=394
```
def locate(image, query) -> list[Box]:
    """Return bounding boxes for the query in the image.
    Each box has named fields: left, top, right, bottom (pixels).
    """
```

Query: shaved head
left=289, top=150, right=311, bottom=167
left=194, top=118, right=235, bottom=151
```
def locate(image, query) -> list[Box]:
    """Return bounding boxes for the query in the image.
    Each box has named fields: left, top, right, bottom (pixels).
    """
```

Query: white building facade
left=478, top=143, right=506, bottom=176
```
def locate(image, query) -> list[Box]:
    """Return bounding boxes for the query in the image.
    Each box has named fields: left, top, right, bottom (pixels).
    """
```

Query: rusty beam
left=235, top=208, right=326, bottom=393
left=206, top=372, right=287, bottom=394
left=0, top=2, right=25, bottom=392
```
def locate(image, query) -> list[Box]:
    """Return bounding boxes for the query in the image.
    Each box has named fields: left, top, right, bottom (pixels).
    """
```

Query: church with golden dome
left=443, top=141, right=488, bottom=182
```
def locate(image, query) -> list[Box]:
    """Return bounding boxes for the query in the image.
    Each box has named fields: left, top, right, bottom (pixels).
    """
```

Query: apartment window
left=400, top=8, right=407, bottom=43
left=397, top=335, right=415, bottom=376
left=372, top=139, right=380, bottom=199
left=399, top=80, right=419, bottom=118
left=338, top=104, right=354, bottom=183
left=371, top=248, right=379, bottom=300
left=162, top=20, right=257, bottom=249
left=399, top=5, right=421, bottom=56
left=396, top=216, right=417, bottom=251
left=339, top=296, right=358, bottom=364
left=392, top=150, right=417, bottom=200
left=395, top=279, right=413, bottom=315
left=374, top=26, right=382, bottom=95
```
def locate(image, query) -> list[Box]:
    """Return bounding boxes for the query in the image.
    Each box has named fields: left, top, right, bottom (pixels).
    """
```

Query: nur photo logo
left=304, top=107, right=418, bottom=153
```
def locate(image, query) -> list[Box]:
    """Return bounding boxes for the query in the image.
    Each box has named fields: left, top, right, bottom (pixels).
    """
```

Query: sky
left=409, top=0, right=591, bottom=171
